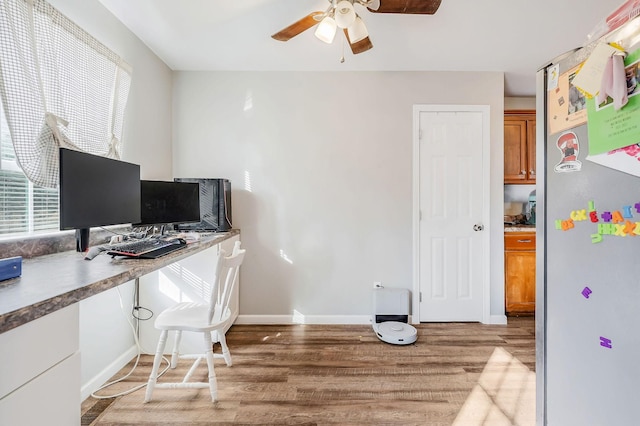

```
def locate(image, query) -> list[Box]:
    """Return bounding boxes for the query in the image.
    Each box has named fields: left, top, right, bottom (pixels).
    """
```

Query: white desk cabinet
left=0, top=304, right=80, bottom=425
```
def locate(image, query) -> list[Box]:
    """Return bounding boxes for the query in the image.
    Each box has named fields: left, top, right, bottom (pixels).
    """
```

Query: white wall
left=48, top=0, right=173, bottom=396
left=172, top=71, right=506, bottom=322
left=505, top=96, right=536, bottom=110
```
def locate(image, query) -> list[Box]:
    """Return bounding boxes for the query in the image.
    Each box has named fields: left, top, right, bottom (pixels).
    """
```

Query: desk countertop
left=0, top=230, right=239, bottom=334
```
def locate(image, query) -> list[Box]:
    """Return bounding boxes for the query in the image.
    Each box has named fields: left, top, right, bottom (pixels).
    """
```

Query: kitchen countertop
left=504, top=224, right=536, bottom=232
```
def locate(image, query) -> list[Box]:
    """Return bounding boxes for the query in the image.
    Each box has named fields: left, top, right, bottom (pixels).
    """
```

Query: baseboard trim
left=236, top=315, right=507, bottom=325
left=235, top=314, right=373, bottom=325
left=81, top=345, right=138, bottom=401
left=489, top=314, right=508, bottom=325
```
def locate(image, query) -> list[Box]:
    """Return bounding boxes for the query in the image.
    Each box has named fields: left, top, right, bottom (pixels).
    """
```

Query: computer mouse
left=84, top=246, right=106, bottom=260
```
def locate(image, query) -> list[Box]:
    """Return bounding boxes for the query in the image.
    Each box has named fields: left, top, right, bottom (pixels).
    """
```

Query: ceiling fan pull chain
left=340, top=32, right=346, bottom=63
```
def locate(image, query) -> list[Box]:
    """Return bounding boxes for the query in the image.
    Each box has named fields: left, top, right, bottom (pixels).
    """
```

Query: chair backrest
left=207, top=241, right=245, bottom=324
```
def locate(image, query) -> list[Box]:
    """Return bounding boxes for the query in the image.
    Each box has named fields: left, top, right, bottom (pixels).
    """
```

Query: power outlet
left=373, top=281, right=382, bottom=288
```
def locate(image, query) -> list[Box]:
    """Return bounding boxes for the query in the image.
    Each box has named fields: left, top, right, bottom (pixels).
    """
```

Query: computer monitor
left=59, top=148, right=141, bottom=252
left=136, top=180, right=201, bottom=227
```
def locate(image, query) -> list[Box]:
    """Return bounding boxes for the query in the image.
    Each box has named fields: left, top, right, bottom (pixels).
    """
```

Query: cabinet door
left=526, top=118, right=536, bottom=181
left=505, top=233, right=536, bottom=314
left=505, top=250, right=536, bottom=314
left=0, top=352, right=80, bottom=426
left=504, top=118, right=528, bottom=183
left=0, top=304, right=79, bottom=399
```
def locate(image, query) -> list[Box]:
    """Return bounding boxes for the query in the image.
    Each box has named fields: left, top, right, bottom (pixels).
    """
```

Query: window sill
left=0, top=225, right=131, bottom=259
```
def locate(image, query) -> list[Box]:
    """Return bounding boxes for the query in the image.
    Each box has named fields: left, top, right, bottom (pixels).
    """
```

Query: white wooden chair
left=144, top=241, right=245, bottom=402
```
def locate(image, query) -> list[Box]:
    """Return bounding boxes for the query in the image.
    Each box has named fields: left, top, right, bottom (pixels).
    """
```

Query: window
left=0, top=102, right=59, bottom=236
left=0, top=0, right=132, bottom=238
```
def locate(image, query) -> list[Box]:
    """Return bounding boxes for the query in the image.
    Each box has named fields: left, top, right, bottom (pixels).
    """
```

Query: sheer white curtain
left=0, top=0, right=132, bottom=188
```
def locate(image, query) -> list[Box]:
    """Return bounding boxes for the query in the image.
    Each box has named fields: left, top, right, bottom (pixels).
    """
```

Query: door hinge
left=419, top=292, right=422, bottom=302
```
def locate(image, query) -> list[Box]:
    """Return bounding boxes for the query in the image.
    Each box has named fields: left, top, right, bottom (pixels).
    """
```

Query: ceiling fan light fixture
left=366, top=0, right=380, bottom=11
left=334, top=1, right=356, bottom=29
left=347, top=16, right=368, bottom=43
left=315, top=16, right=337, bottom=43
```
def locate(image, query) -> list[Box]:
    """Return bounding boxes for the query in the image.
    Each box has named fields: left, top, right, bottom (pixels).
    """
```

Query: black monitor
left=136, top=180, right=200, bottom=227
left=59, top=148, right=141, bottom=252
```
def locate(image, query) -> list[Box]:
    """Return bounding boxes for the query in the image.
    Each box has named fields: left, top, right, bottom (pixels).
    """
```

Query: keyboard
left=107, top=238, right=186, bottom=259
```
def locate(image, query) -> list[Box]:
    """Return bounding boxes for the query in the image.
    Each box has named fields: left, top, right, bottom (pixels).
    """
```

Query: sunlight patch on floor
left=453, top=347, right=535, bottom=426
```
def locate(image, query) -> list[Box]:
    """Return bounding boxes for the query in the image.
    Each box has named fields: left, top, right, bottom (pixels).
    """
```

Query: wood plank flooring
left=81, top=317, right=535, bottom=425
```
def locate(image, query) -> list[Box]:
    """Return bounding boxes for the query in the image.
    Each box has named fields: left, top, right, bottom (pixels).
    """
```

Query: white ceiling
left=98, top=0, right=623, bottom=97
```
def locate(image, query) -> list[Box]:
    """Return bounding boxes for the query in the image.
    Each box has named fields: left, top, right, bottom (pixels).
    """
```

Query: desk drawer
left=505, top=233, right=536, bottom=251
left=0, top=304, right=79, bottom=399
left=0, top=352, right=79, bottom=425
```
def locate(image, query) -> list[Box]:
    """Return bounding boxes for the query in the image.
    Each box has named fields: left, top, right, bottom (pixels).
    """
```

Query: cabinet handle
left=530, top=169, right=536, bottom=175
left=517, top=239, right=532, bottom=243
left=520, top=170, right=526, bottom=175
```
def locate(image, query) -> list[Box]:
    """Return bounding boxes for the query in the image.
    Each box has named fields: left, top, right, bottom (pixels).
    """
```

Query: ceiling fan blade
left=343, top=29, right=373, bottom=55
left=368, top=0, right=442, bottom=14
left=271, top=12, right=324, bottom=41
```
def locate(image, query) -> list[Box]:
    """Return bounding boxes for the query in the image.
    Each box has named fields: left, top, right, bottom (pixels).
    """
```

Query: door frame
left=412, top=104, right=491, bottom=324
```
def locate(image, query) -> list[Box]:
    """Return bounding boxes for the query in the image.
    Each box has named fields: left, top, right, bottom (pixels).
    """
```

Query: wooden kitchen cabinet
left=505, top=232, right=536, bottom=315
left=504, top=111, right=536, bottom=183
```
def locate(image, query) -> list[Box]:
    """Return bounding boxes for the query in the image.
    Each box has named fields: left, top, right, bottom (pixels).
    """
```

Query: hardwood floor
left=81, top=317, right=535, bottom=425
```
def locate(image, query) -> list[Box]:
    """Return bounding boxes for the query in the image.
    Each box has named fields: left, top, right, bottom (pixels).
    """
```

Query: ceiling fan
left=271, top=0, right=442, bottom=55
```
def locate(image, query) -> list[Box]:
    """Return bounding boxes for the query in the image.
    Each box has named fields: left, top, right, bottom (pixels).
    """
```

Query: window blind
left=0, top=170, right=28, bottom=234
left=0, top=103, right=58, bottom=235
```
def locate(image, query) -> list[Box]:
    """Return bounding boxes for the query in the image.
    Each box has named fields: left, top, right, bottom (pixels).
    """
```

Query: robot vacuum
left=372, top=287, right=417, bottom=345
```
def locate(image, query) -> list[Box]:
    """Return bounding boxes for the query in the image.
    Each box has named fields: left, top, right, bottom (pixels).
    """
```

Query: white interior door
left=413, top=106, right=489, bottom=322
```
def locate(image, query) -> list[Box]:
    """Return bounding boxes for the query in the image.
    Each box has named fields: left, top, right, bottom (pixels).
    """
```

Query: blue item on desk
left=0, top=256, right=22, bottom=281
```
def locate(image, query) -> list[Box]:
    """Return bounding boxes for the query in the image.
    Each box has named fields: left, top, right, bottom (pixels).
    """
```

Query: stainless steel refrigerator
left=537, top=10, right=640, bottom=425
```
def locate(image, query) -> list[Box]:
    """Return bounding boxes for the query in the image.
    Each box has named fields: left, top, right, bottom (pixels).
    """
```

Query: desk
left=0, top=230, right=240, bottom=425
left=0, top=230, right=239, bottom=332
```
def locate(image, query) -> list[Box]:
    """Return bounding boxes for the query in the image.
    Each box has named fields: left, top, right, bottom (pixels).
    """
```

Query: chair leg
left=171, top=330, right=182, bottom=368
left=203, top=332, right=217, bottom=402
left=145, top=329, right=168, bottom=402
left=218, top=332, right=233, bottom=367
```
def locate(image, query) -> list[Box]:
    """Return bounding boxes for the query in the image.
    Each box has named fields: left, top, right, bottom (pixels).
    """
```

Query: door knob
left=473, top=224, right=484, bottom=231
